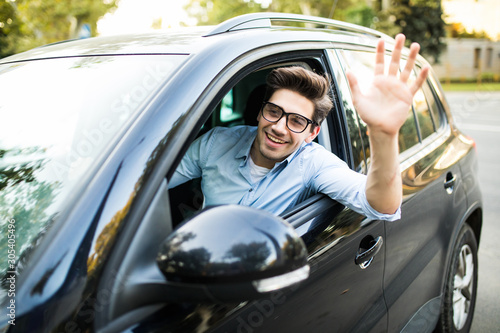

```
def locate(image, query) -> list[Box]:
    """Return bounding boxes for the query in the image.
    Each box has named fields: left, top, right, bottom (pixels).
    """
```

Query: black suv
left=0, top=13, right=482, bottom=333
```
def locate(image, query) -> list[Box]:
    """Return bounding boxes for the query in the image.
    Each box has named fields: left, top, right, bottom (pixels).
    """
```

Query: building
left=373, top=0, right=500, bottom=81
left=431, top=38, right=500, bottom=82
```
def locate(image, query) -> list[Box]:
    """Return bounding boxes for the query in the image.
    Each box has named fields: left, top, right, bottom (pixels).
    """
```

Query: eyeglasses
left=260, top=101, right=317, bottom=133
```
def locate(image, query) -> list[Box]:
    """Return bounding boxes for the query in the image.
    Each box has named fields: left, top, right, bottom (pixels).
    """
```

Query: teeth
left=267, top=133, right=285, bottom=144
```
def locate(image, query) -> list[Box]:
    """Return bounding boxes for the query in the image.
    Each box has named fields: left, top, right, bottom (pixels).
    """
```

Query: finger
left=409, top=65, right=430, bottom=95
left=388, top=34, right=405, bottom=76
left=400, top=42, right=420, bottom=83
left=374, top=39, right=385, bottom=76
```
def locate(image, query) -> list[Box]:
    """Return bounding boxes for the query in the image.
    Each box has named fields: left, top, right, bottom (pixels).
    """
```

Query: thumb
left=346, top=70, right=361, bottom=101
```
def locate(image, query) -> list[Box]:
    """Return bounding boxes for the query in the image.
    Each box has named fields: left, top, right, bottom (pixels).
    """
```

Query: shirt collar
left=279, top=141, right=308, bottom=166
left=235, top=127, right=257, bottom=161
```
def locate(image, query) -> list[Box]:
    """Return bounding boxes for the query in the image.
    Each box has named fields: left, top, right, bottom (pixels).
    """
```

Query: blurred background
left=1, top=0, right=499, bottom=87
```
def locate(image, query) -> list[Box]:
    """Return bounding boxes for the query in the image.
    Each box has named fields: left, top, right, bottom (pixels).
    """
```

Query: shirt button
left=249, top=188, right=253, bottom=192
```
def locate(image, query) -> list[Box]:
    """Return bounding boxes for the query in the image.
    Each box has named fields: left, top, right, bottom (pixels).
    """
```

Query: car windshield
left=0, top=54, right=186, bottom=284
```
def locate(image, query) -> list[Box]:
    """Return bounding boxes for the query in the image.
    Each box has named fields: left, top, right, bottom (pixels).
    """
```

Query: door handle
left=355, top=236, right=383, bottom=269
left=444, top=173, right=457, bottom=193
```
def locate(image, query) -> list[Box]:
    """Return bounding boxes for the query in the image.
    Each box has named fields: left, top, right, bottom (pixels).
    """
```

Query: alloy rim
left=452, top=244, right=474, bottom=330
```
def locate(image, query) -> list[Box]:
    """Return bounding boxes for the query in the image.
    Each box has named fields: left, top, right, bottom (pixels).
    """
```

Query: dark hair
left=265, top=66, right=333, bottom=129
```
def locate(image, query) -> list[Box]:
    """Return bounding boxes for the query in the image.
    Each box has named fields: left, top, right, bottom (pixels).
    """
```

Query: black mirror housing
left=156, top=205, right=309, bottom=302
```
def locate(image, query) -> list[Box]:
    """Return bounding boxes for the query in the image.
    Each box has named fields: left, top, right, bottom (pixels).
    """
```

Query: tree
left=0, top=147, right=59, bottom=280
left=0, top=0, right=118, bottom=57
left=0, top=0, right=24, bottom=58
left=447, top=22, right=491, bottom=40
left=185, top=0, right=446, bottom=62
left=374, top=0, right=446, bottom=63
left=18, top=0, right=118, bottom=45
left=185, top=0, right=373, bottom=27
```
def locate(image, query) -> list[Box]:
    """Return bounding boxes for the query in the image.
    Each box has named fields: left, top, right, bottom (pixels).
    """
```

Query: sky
left=97, top=0, right=196, bottom=36
left=442, top=0, right=500, bottom=39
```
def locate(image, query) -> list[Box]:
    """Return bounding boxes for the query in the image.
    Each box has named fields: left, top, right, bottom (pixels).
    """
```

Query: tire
left=436, top=224, right=478, bottom=333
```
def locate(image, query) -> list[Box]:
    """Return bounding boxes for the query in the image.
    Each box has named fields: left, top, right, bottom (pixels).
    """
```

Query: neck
left=250, top=143, right=275, bottom=169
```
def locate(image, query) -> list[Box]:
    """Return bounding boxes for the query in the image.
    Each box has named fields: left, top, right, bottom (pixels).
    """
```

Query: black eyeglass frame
left=260, top=101, right=318, bottom=133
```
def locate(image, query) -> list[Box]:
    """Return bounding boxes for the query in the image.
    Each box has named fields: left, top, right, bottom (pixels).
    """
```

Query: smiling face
left=251, top=89, right=320, bottom=169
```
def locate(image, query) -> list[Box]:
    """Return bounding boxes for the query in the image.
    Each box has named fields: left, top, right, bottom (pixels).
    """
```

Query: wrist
left=367, top=126, right=399, bottom=146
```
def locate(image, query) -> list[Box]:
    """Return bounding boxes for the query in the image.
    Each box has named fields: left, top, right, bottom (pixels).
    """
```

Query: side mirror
left=156, top=205, right=309, bottom=303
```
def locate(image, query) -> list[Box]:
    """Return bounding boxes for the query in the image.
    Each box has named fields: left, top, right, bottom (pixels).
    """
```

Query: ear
left=305, top=125, right=320, bottom=143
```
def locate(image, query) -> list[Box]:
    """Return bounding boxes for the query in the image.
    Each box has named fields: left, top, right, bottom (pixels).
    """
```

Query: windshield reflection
left=162, top=227, right=275, bottom=280
left=0, top=54, right=186, bottom=300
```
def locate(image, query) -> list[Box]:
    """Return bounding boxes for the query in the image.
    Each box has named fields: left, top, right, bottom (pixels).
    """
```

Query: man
left=170, top=34, right=429, bottom=221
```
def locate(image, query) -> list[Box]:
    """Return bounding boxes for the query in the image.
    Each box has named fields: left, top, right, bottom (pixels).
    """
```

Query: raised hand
left=346, top=34, right=429, bottom=138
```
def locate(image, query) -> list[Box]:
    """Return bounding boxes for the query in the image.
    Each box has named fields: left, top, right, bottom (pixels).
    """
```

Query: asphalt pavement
left=445, top=91, right=500, bottom=333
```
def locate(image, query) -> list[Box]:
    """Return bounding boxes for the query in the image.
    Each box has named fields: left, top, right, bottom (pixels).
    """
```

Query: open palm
left=346, top=34, right=429, bottom=137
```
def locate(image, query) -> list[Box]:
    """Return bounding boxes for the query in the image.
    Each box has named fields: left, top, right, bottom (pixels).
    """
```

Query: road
left=446, top=91, right=500, bottom=333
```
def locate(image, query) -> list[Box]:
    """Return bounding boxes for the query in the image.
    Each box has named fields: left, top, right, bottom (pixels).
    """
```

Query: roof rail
left=204, top=12, right=393, bottom=41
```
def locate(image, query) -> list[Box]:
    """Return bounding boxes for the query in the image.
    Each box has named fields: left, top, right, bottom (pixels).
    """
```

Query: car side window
left=339, top=49, right=420, bottom=156
left=426, top=70, right=450, bottom=117
left=413, top=87, right=435, bottom=140
left=421, top=76, right=444, bottom=131
left=337, top=50, right=376, bottom=162
left=327, top=49, right=367, bottom=173
left=398, top=104, right=420, bottom=152
left=410, top=65, right=442, bottom=142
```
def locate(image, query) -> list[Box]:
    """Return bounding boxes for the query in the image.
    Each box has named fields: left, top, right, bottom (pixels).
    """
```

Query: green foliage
left=0, top=0, right=24, bottom=58
left=479, top=72, right=499, bottom=83
left=447, top=22, right=491, bottom=40
left=0, top=147, right=59, bottom=279
left=184, top=0, right=446, bottom=62
left=185, top=0, right=263, bottom=26
left=441, top=82, right=500, bottom=92
left=374, top=0, right=446, bottom=63
left=0, top=0, right=118, bottom=58
left=184, top=0, right=371, bottom=26
left=344, top=4, right=375, bottom=28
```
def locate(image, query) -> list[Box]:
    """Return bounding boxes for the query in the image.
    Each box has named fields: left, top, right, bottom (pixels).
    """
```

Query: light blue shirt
left=170, top=126, right=400, bottom=221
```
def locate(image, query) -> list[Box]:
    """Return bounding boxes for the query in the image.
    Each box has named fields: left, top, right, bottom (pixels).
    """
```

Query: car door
left=211, top=202, right=387, bottom=333
left=382, top=72, right=469, bottom=332
left=336, top=47, right=469, bottom=331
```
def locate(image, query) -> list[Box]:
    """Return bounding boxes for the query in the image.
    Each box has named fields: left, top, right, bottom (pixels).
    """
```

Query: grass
left=440, top=82, right=500, bottom=92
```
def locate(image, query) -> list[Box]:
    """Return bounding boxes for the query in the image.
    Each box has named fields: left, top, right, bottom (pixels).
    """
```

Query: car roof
left=0, top=26, right=212, bottom=63
left=0, top=13, right=396, bottom=65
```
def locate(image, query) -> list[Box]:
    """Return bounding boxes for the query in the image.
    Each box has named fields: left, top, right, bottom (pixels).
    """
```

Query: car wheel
left=436, top=224, right=478, bottom=333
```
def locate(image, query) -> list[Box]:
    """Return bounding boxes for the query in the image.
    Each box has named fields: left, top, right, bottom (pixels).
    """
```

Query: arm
left=169, top=128, right=217, bottom=189
left=346, top=34, right=429, bottom=214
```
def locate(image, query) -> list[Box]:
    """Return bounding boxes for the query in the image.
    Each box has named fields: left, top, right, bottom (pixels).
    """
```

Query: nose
left=272, top=116, right=288, bottom=134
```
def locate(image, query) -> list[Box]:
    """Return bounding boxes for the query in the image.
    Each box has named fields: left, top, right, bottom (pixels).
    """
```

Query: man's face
left=251, top=89, right=320, bottom=169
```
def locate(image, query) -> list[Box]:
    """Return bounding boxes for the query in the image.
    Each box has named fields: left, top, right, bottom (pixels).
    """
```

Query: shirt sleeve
left=307, top=146, right=401, bottom=222
left=169, top=128, right=217, bottom=189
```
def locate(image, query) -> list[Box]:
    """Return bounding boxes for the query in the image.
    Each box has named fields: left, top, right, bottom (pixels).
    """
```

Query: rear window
left=338, top=49, right=443, bottom=156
